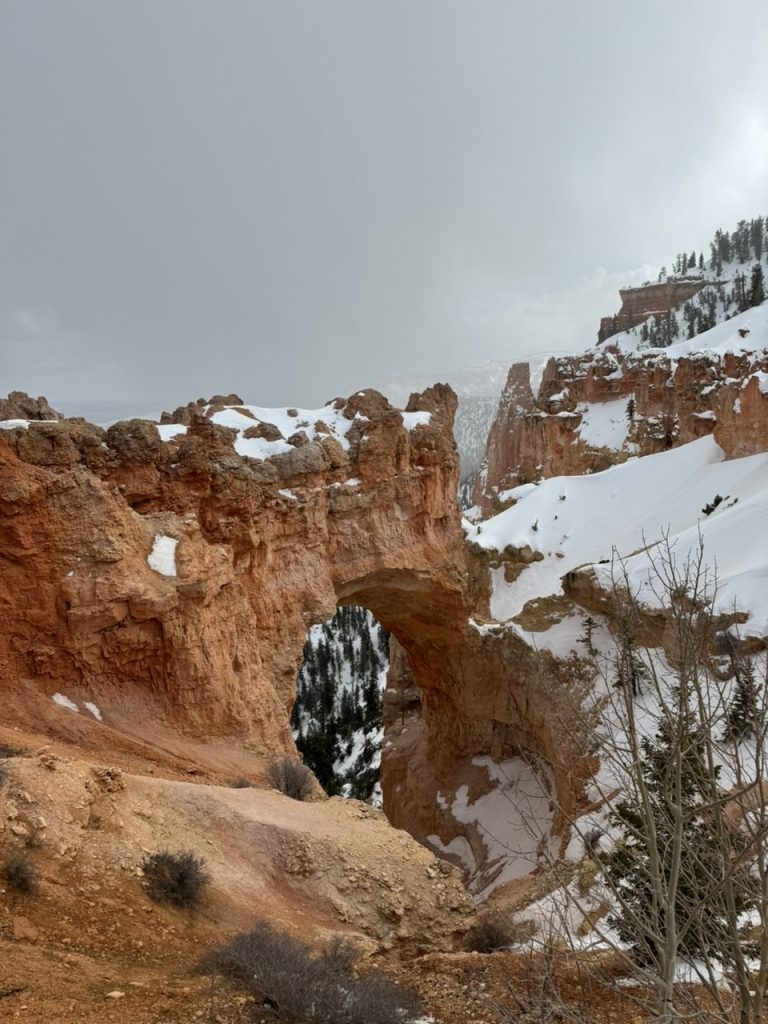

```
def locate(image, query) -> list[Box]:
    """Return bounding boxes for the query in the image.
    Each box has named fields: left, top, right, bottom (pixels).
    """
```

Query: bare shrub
left=495, top=943, right=600, bottom=1024
left=202, top=920, right=422, bottom=1023
left=3, top=852, right=37, bottom=894
left=464, top=915, right=517, bottom=953
left=142, top=850, right=209, bottom=908
left=267, top=755, right=314, bottom=801
left=229, top=776, right=252, bottom=789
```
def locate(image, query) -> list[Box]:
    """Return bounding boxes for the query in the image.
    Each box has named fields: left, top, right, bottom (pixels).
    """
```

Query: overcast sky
left=2, top=1, right=767, bottom=415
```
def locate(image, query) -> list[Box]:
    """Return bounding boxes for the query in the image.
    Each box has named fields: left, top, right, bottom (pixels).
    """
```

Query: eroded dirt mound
left=0, top=745, right=474, bottom=1021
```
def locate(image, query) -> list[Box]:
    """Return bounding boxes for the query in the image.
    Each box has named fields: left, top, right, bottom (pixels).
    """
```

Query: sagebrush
left=229, top=776, right=252, bottom=789
left=202, top=921, right=422, bottom=1023
left=142, top=850, right=209, bottom=908
left=3, top=851, right=37, bottom=894
left=267, top=755, right=314, bottom=800
left=464, top=915, right=517, bottom=953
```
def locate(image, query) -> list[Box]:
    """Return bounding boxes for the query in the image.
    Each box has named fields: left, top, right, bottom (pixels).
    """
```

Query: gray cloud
left=2, top=0, right=767, bottom=415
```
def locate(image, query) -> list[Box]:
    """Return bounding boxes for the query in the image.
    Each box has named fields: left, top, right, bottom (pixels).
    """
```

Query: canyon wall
left=474, top=346, right=768, bottom=513
left=597, top=277, right=707, bottom=342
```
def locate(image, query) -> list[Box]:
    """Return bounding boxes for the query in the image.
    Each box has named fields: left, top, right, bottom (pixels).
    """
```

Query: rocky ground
left=0, top=721, right=471, bottom=1022
left=0, top=723, right=654, bottom=1024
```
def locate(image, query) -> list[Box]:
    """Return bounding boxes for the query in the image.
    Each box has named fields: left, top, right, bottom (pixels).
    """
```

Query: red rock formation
left=0, top=387, right=594, bottom=875
left=597, top=278, right=708, bottom=343
left=475, top=347, right=768, bottom=512
left=0, top=387, right=465, bottom=745
left=0, top=390, right=62, bottom=420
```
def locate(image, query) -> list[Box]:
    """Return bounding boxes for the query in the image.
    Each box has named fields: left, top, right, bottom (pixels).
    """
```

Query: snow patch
left=426, top=834, right=478, bottom=875
left=400, top=411, right=432, bottom=430
left=466, top=436, right=768, bottom=635
left=147, top=535, right=178, bottom=577
left=156, top=423, right=187, bottom=442
left=83, top=702, right=102, bottom=721
left=210, top=402, right=364, bottom=461
left=575, top=398, right=631, bottom=450
left=52, top=693, right=79, bottom=713
left=448, top=756, right=556, bottom=899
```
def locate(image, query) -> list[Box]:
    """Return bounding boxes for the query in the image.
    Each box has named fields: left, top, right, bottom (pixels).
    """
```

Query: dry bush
left=464, top=914, right=518, bottom=953
left=202, top=921, right=422, bottom=1023
left=267, top=755, right=314, bottom=801
left=229, top=776, right=252, bottom=789
left=2, top=851, right=37, bottom=894
left=141, top=850, right=209, bottom=908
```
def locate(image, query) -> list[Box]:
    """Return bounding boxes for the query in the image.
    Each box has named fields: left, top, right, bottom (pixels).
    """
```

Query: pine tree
left=750, top=263, right=765, bottom=307
left=601, top=684, right=755, bottom=967
left=734, top=220, right=750, bottom=263
left=750, top=216, right=764, bottom=261
left=734, top=271, right=749, bottom=312
left=577, top=615, right=599, bottom=656
left=292, top=607, right=390, bottom=801
left=723, top=659, right=760, bottom=741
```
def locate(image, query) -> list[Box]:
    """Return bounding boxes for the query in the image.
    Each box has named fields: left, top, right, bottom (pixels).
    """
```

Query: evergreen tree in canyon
left=291, top=606, right=389, bottom=800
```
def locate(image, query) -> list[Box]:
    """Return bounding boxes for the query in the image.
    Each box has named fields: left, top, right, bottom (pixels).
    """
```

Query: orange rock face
left=1, top=386, right=595, bottom=874
left=0, top=387, right=466, bottom=750
left=474, top=347, right=768, bottom=512
left=597, top=278, right=707, bottom=342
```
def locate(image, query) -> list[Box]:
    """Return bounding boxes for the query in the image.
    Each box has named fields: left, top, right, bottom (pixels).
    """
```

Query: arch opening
left=287, top=569, right=571, bottom=903
left=291, top=605, right=393, bottom=803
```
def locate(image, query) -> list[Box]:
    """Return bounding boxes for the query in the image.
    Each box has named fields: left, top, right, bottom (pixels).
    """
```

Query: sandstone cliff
left=0, top=387, right=467, bottom=750
left=0, top=388, right=594, bottom=897
left=597, top=277, right=707, bottom=342
left=474, top=304, right=768, bottom=513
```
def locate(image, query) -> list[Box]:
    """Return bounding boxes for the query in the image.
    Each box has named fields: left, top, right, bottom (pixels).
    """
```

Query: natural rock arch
left=0, top=386, right=585, bottom=865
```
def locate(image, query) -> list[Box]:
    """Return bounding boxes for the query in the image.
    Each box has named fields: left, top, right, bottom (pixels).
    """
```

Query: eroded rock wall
left=1, top=385, right=595, bottom=879
left=597, top=278, right=707, bottom=343
left=474, top=347, right=768, bottom=512
left=0, top=388, right=465, bottom=746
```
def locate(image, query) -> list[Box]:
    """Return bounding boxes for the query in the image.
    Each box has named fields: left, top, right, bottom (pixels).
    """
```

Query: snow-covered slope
left=604, top=284, right=768, bottom=361
left=466, top=434, right=768, bottom=638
